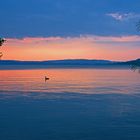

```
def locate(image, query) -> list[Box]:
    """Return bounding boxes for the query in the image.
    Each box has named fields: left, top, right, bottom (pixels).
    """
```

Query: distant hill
left=0, top=59, right=116, bottom=65
left=0, top=59, right=139, bottom=69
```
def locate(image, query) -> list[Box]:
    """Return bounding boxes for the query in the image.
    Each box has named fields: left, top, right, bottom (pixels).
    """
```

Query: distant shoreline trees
left=131, top=59, right=140, bottom=73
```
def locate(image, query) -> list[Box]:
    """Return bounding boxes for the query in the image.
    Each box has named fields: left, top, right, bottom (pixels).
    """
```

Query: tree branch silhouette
left=131, top=59, right=140, bottom=73
left=0, top=38, right=6, bottom=46
left=0, top=38, right=6, bottom=60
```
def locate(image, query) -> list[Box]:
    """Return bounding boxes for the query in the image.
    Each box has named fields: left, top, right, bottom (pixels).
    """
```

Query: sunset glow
left=3, top=36, right=140, bottom=61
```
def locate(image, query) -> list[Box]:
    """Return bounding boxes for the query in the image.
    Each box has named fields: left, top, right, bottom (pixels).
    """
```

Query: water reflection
left=0, top=69, right=140, bottom=98
left=0, top=69, right=140, bottom=140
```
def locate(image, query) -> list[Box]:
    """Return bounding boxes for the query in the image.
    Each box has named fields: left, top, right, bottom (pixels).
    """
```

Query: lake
left=0, top=68, right=140, bottom=140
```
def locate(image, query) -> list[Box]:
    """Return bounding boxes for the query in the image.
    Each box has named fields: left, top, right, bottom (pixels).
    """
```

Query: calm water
left=0, top=69, right=140, bottom=140
left=0, top=69, right=139, bottom=95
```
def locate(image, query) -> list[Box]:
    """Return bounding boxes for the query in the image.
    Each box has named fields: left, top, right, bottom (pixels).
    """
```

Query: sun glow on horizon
left=2, top=35, right=140, bottom=61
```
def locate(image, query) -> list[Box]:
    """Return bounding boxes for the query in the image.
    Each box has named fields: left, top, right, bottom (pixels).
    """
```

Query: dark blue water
left=0, top=69, right=140, bottom=140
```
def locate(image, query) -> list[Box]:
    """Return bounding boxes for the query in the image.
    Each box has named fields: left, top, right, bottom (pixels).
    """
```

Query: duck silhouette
left=45, top=76, right=50, bottom=81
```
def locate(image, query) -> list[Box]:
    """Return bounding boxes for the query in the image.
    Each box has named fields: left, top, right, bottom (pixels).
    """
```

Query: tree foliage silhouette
left=0, top=38, right=6, bottom=60
left=131, top=22, right=140, bottom=72
left=0, top=38, right=6, bottom=46
left=131, top=59, right=140, bottom=73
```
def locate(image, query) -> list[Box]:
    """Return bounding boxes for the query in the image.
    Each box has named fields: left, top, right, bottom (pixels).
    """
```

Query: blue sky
left=1, top=0, right=140, bottom=38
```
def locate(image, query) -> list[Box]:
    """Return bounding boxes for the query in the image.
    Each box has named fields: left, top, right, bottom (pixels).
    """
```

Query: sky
left=1, top=0, right=140, bottom=61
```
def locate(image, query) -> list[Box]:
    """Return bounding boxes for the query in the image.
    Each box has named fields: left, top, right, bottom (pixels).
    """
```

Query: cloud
left=6, top=35, right=140, bottom=46
left=107, top=12, right=140, bottom=21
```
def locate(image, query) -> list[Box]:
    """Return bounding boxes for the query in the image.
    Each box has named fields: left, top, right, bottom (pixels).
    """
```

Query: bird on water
left=45, top=76, right=50, bottom=81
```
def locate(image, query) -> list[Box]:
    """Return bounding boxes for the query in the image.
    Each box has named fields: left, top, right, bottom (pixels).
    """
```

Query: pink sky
left=2, top=35, right=140, bottom=61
